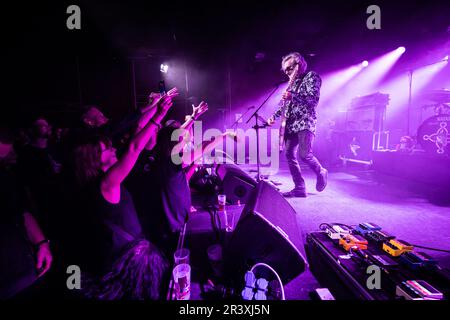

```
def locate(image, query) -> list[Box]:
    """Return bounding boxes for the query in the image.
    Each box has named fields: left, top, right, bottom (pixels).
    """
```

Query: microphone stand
left=231, top=106, right=255, bottom=129
left=246, top=84, right=283, bottom=182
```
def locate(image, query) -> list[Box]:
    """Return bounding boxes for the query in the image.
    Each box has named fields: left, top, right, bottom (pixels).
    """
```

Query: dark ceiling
left=1, top=0, right=449, bottom=127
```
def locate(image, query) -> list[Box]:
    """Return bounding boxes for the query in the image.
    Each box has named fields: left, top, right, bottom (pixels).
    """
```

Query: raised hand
left=166, top=87, right=179, bottom=98
left=192, top=101, right=208, bottom=120
left=158, top=87, right=178, bottom=112
left=267, top=116, right=275, bottom=126
left=157, top=94, right=174, bottom=113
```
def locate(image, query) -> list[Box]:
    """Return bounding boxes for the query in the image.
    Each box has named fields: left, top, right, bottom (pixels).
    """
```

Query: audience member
left=70, top=89, right=177, bottom=300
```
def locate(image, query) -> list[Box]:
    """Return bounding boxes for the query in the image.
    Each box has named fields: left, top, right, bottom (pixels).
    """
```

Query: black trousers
left=284, top=129, right=323, bottom=190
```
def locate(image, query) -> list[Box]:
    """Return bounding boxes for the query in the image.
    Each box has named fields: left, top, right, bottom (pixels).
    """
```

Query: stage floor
left=240, top=165, right=450, bottom=299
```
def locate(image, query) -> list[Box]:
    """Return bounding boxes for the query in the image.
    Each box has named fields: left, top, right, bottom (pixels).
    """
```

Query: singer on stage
left=268, top=52, right=328, bottom=197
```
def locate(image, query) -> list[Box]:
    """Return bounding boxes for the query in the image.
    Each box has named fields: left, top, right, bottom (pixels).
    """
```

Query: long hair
left=73, top=135, right=111, bottom=185
left=81, top=239, right=169, bottom=300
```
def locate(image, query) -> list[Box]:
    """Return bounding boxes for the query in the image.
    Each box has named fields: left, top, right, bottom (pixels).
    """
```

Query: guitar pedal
left=382, top=239, right=413, bottom=257
left=399, top=251, right=437, bottom=271
left=339, top=234, right=368, bottom=251
left=366, top=229, right=395, bottom=245
left=326, top=224, right=351, bottom=240
left=355, top=222, right=382, bottom=236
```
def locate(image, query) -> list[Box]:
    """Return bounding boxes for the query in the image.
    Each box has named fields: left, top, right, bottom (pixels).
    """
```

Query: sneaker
left=282, top=188, right=307, bottom=198
left=316, top=168, right=328, bottom=192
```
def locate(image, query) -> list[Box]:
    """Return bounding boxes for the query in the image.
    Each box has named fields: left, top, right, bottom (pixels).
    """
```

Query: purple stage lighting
left=160, top=64, right=169, bottom=73
left=319, top=64, right=363, bottom=105
left=396, top=47, right=406, bottom=54
left=319, top=47, right=407, bottom=115
left=344, top=47, right=407, bottom=97
left=376, top=56, right=448, bottom=118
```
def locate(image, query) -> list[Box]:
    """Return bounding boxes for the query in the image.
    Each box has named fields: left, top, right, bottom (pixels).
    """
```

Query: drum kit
left=417, top=89, right=450, bottom=155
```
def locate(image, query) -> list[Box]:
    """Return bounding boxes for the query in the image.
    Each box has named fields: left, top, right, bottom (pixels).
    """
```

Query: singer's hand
left=267, top=116, right=275, bottom=126
left=282, top=92, right=292, bottom=101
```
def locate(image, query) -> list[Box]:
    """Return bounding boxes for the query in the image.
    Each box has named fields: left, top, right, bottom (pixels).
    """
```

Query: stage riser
left=372, top=151, right=450, bottom=189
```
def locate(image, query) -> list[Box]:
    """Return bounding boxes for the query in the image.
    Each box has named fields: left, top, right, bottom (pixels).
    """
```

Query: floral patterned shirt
left=272, top=71, right=322, bottom=134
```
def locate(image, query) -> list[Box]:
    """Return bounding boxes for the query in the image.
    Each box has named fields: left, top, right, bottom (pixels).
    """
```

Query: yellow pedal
left=382, top=239, right=413, bottom=257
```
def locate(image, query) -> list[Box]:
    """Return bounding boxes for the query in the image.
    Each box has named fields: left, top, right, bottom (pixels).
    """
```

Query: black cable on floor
left=411, top=244, right=450, bottom=253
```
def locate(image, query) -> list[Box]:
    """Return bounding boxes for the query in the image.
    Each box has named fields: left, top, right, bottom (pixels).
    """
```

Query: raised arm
left=171, top=101, right=209, bottom=154
left=181, top=101, right=208, bottom=131
left=101, top=93, right=176, bottom=200
left=185, top=132, right=237, bottom=178
left=138, top=88, right=178, bottom=135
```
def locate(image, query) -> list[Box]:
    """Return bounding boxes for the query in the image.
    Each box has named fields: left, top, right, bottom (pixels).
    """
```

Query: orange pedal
left=339, top=234, right=368, bottom=251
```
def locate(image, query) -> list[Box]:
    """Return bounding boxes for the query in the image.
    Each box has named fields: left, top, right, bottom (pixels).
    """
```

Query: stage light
left=444, top=55, right=449, bottom=62
left=396, top=47, right=406, bottom=54
left=319, top=47, right=407, bottom=115
left=160, top=64, right=169, bottom=73
left=376, top=57, right=448, bottom=118
left=346, top=48, right=406, bottom=95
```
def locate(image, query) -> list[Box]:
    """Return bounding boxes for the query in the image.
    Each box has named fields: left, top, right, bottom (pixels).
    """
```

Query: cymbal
left=419, top=89, right=450, bottom=104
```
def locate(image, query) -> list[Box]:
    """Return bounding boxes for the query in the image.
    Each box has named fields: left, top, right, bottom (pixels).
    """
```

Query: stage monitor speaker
left=216, top=163, right=256, bottom=204
left=224, top=180, right=307, bottom=286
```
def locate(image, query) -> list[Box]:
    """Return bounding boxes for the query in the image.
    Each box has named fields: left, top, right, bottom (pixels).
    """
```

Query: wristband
left=150, top=119, right=162, bottom=130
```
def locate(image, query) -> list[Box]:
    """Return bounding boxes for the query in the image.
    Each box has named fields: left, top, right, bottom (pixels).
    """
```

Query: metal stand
left=231, top=106, right=254, bottom=130
left=246, top=84, right=282, bottom=182
left=407, top=70, right=413, bottom=136
left=405, top=57, right=447, bottom=136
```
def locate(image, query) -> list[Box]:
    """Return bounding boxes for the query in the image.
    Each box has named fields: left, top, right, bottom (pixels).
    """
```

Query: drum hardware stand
left=406, top=57, right=448, bottom=136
